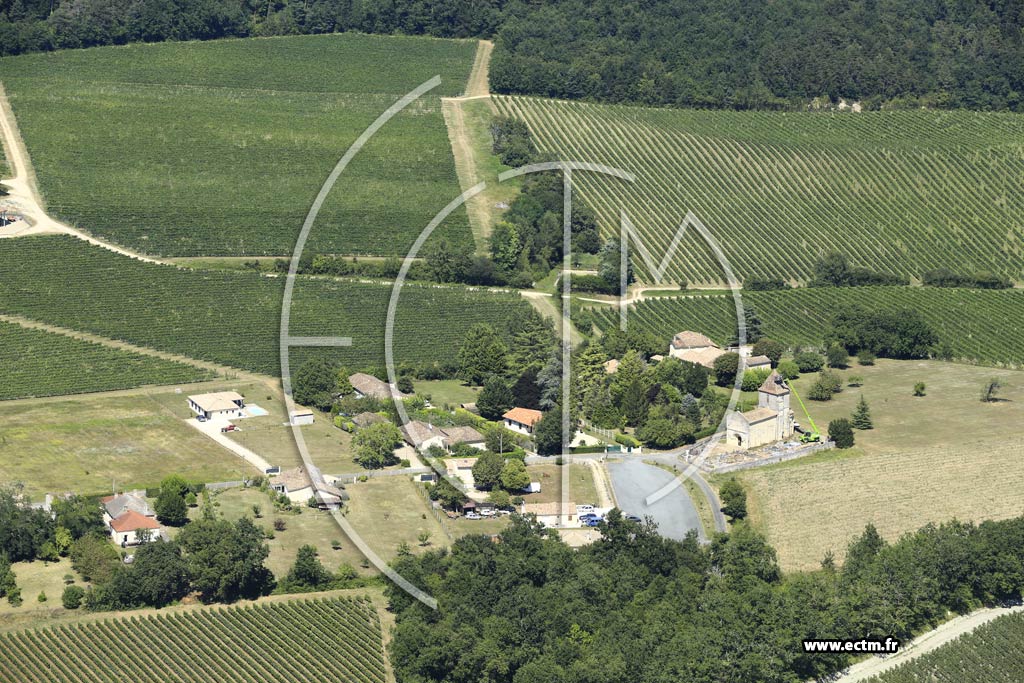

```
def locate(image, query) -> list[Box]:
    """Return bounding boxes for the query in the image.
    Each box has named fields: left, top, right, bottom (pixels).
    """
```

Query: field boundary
left=0, top=312, right=272, bottom=388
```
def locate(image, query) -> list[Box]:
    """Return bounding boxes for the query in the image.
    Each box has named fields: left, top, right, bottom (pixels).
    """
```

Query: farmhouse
left=271, top=467, right=346, bottom=507
left=403, top=421, right=447, bottom=451
left=349, top=373, right=408, bottom=401
left=668, top=331, right=727, bottom=368
left=108, top=510, right=162, bottom=547
left=102, top=491, right=152, bottom=519
left=101, top=492, right=162, bottom=547
left=726, top=370, right=795, bottom=449
left=503, top=407, right=543, bottom=435
left=440, top=425, right=486, bottom=450
left=188, top=391, right=245, bottom=419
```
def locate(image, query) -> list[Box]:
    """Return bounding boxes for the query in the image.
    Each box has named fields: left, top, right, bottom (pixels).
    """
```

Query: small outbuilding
left=289, top=410, right=315, bottom=426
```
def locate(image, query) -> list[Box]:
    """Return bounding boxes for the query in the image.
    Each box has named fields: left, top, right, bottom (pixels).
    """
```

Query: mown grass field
left=735, top=360, right=1024, bottom=571
left=1, top=33, right=476, bottom=257
left=343, top=476, right=446, bottom=561
left=0, top=596, right=388, bottom=683
left=0, top=321, right=214, bottom=399
left=496, top=96, right=1024, bottom=284
left=588, top=287, right=1024, bottom=366
left=0, top=236, right=534, bottom=375
left=0, top=386, right=252, bottom=496
left=866, top=610, right=1024, bottom=683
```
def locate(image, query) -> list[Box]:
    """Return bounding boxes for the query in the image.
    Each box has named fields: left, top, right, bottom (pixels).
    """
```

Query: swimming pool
left=246, top=404, right=269, bottom=417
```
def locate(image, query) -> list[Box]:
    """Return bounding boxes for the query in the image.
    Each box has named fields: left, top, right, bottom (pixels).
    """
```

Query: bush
left=808, top=370, right=842, bottom=400
left=776, top=360, right=800, bottom=380
left=62, top=584, right=85, bottom=610
left=913, top=382, right=926, bottom=397
left=273, top=518, right=287, bottom=532
left=751, top=338, right=784, bottom=366
left=614, top=433, right=641, bottom=448
left=856, top=350, right=876, bottom=365
left=718, top=478, right=747, bottom=521
left=826, top=344, right=849, bottom=369
left=795, top=352, right=825, bottom=373
left=37, top=591, right=47, bottom=603
left=740, top=368, right=771, bottom=392
left=828, top=418, right=855, bottom=448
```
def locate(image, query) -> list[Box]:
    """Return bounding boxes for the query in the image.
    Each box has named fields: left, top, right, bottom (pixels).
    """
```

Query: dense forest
left=387, top=512, right=1024, bottom=683
left=1, top=0, right=1022, bottom=111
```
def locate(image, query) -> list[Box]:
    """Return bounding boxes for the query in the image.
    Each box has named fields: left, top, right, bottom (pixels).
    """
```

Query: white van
left=576, top=504, right=595, bottom=515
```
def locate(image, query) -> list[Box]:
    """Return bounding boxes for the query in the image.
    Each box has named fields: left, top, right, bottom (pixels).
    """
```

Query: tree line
left=387, top=511, right=1024, bottom=683
left=3, top=0, right=1021, bottom=112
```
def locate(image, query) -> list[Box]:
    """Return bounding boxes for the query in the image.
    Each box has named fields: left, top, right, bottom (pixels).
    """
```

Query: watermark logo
left=279, top=78, right=746, bottom=609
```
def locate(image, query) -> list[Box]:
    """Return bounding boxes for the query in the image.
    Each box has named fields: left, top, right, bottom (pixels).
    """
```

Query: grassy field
left=496, top=96, right=1024, bottom=284
left=522, top=463, right=600, bottom=506
left=343, top=476, right=446, bottom=562
left=0, top=235, right=534, bottom=376
left=414, top=379, right=479, bottom=408
left=0, top=387, right=253, bottom=496
left=588, top=287, right=1024, bottom=366
left=736, top=360, right=1024, bottom=570
left=1, top=33, right=477, bottom=257
left=0, top=559, right=77, bottom=621
left=197, top=486, right=369, bottom=577
left=0, top=320, right=214, bottom=399
left=0, top=595, right=388, bottom=683
left=865, top=610, right=1024, bottom=683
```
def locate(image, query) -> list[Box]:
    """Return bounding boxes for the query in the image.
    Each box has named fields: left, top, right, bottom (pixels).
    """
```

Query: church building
left=726, top=370, right=795, bottom=448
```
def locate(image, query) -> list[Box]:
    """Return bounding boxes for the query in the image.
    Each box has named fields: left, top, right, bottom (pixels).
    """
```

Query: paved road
left=607, top=459, right=704, bottom=541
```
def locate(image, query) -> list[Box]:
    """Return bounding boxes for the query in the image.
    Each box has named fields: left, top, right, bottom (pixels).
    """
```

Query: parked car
left=579, top=513, right=599, bottom=523
left=479, top=508, right=496, bottom=517
left=196, top=415, right=208, bottom=422
left=625, top=514, right=643, bottom=523
left=576, top=504, right=596, bottom=515
left=220, top=424, right=238, bottom=433
left=465, top=511, right=482, bottom=520
left=585, top=517, right=603, bottom=527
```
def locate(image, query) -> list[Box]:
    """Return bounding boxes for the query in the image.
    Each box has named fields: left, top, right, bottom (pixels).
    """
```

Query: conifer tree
left=851, top=394, right=873, bottom=430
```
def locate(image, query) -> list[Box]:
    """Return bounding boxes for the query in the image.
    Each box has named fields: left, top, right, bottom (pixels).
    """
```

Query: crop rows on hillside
left=866, top=610, right=1024, bottom=682
left=0, top=596, right=387, bottom=683
left=0, top=236, right=532, bottom=376
left=588, top=287, right=1024, bottom=365
left=496, top=96, right=1024, bottom=284
left=0, top=33, right=476, bottom=257
left=0, top=321, right=213, bottom=400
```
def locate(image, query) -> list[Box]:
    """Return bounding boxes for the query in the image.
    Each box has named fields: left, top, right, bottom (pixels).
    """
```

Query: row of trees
left=388, top=511, right=1024, bottom=683
left=3, top=0, right=1021, bottom=112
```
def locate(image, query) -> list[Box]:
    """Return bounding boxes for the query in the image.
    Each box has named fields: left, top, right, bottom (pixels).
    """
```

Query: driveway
left=186, top=418, right=271, bottom=473
left=606, top=459, right=704, bottom=541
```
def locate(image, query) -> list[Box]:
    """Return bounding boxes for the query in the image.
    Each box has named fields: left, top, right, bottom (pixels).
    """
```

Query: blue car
left=579, top=513, right=599, bottom=523
left=585, top=517, right=603, bottom=527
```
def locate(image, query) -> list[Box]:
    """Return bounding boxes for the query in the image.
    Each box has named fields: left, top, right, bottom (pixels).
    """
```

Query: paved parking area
left=606, top=459, right=704, bottom=541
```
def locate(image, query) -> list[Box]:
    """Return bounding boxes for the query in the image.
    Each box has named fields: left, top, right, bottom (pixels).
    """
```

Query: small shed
left=289, top=410, right=315, bottom=426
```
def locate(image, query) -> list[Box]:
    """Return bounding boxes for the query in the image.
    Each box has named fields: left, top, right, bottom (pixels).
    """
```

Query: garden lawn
left=0, top=388, right=251, bottom=496
left=735, top=359, right=1024, bottom=571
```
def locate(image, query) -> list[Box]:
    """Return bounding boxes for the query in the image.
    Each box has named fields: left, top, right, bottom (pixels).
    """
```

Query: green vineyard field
left=495, top=96, right=1024, bottom=284
left=0, top=33, right=476, bottom=257
left=0, top=321, right=213, bottom=400
left=0, top=596, right=387, bottom=683
left=866, top=610, right=1024, bottom=683
left=587, top=287, right=1024, bottom=365
left=0, top=236, right=533, bottom=376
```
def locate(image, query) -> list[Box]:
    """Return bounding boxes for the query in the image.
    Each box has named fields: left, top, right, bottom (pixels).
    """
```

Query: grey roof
left=352, top=412, right=388, bottom=428
left=102, top=493, right=152, bottom=519
left=349, top=373, right=408, bottom=400
left=441, top=425, right=485, bottom=446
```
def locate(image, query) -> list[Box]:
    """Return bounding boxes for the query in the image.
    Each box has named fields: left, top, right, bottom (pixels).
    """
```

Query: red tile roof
left=503, top=407, right=543, bottom=427
left=109, top=510, right=160, bottom=533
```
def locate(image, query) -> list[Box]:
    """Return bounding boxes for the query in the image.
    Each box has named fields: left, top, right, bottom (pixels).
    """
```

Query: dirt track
left=0, top=83, right=163, bottom=263
left=834, top=605, right=1024, bottom=682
